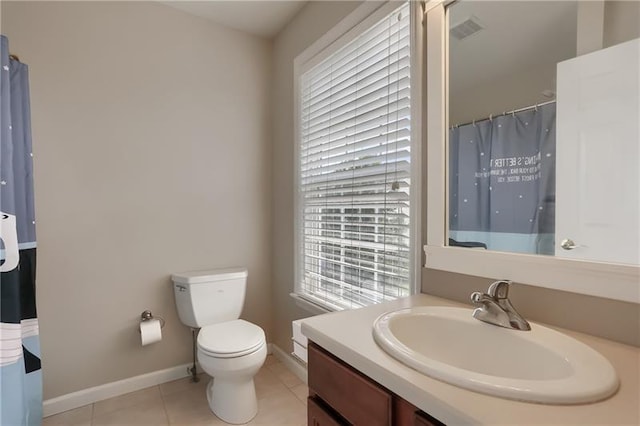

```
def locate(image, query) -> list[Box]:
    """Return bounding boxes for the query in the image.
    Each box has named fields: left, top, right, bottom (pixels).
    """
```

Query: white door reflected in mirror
left=555, top=38, right=639, bottom=265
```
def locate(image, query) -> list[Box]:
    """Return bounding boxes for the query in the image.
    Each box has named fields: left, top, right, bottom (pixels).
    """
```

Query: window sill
left=289, top=293, right=333, bottom=315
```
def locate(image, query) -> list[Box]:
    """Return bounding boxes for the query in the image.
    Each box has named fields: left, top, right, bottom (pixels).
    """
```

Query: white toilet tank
left=172, top=267, right=248, bottom=328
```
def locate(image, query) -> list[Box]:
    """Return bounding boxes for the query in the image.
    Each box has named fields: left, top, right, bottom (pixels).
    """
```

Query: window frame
left=292, top=0, right=424, bottom=313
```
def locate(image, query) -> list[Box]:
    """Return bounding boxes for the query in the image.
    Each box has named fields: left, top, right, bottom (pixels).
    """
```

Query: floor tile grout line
left=268, top=359, right=308, bottom=405
left=90, top=385, right=168, bottom=425
left=157, top=384, right=171, bottom=426
left=286, top=385, right=307, bottom=407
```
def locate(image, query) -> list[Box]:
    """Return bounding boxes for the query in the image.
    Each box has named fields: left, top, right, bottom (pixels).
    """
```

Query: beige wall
left=2, top=1, right=272, bottom=399
left=270, top=1, right=362, bottom=353
left=604, top=1, right=640, bottom=48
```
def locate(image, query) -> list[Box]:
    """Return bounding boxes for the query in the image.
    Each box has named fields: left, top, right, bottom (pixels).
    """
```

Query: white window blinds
left=297, top=2, right=411, bottom=311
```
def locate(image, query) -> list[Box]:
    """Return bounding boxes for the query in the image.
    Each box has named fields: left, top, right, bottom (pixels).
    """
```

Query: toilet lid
left=198, top=320, right=265, bottom=357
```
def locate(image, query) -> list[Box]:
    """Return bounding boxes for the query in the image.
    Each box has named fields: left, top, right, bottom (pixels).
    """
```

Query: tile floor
left=43, top=355, right=308, bottom=426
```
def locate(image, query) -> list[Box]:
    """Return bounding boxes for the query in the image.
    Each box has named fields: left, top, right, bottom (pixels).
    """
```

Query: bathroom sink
left=373, top=306, right=619, bottom=404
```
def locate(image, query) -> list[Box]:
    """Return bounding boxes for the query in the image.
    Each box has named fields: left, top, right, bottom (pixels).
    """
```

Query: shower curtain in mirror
left=449, top=102, right=556, bottom=254
left=0, top=35, right=42, bottom=425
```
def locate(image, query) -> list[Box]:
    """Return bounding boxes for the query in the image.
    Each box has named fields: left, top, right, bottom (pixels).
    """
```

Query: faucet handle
left=487, top=280, right=512, bottom=299
left=470, top=291, right=484, bottom=304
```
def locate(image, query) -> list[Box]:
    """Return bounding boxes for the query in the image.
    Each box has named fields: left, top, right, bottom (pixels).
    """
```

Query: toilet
left=172, top=267, right=266, bottom=425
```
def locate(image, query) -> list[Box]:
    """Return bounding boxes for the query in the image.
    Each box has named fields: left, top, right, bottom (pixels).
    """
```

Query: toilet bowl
left=197, top=319, right=267, bottom=424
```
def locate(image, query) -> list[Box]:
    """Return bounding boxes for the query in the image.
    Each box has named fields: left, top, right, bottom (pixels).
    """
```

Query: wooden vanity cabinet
left=307, top=342, right=445, bottom=426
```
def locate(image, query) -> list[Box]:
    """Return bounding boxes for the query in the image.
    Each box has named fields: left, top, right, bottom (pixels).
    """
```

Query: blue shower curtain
left=449, top=102, right=556, bottom=254
left=0, top=35, right=42, bottom=425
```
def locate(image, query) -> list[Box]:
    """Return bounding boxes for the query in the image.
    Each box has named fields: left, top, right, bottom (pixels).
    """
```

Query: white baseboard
left=269, top=343, right=308, bottom=385
left=44, top=342, right=298, bottom=418
left=43, top=363, right=191, bottom=417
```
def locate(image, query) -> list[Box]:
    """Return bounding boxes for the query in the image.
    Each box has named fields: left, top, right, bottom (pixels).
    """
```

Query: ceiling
left=161, top=1, right=578, bottom=85
left=162, top=1, right=307, bottom=39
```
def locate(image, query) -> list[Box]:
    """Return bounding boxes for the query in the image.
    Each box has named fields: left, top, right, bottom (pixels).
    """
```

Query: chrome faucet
left=470, top=280, right=531, bottom=331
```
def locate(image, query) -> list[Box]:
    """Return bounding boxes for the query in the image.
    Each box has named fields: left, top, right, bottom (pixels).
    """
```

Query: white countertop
left=301, top=294, right=640, bottom=425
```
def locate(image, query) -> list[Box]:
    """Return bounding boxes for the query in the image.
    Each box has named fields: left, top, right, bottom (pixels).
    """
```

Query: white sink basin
left=373, top=306, right=619, bottom=404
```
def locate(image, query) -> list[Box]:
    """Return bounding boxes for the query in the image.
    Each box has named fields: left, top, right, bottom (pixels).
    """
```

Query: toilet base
left=197, top=332, right=266, bottom=424
left=206, top=377, right=258, bottom=424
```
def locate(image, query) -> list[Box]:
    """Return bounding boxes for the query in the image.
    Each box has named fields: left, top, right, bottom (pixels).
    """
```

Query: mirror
left=424, top=0, right=640, bottom=303
left=446, top=1, right=639, bottom=266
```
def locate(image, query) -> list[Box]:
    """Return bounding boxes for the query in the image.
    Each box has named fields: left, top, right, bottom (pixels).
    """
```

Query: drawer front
left=308, top=343, right=392, bottom=426
left=308, top=396, right=349, bottom=426
left=415, top=410, right=445, bottom=426
left=393, top=397, right=446, bottom=426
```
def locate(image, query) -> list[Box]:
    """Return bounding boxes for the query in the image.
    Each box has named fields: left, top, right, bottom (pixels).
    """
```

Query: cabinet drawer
left=415, top=410, right=445, bottom=426
left=308, top=396, right=349, bottom=426
left=308, top=343, right=392, bottom=426
left=393, top=396, right=446, bottom=426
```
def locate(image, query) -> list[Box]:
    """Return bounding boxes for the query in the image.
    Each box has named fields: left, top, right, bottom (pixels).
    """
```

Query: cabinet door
left=308, top=397, right=350, bottom=426
left=308, top=343, right=392, bottom=426
left=393, top=397, right=417, bottom=426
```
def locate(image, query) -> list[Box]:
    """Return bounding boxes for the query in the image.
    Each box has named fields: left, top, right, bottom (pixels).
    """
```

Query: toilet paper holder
left=139, top=310, right=165, bottom=329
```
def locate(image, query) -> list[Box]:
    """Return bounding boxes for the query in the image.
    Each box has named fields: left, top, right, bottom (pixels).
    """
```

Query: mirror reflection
left=447, top=1, right=639, bottom=265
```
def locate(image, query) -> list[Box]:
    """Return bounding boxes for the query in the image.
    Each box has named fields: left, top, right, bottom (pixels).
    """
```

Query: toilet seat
left=198, top=319, right=265, bottom=359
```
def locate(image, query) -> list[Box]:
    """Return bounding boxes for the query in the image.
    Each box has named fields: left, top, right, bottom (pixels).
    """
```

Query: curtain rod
left=451, top=99, right=556, bottom=129
left=9, top=54, right=20, bottom=62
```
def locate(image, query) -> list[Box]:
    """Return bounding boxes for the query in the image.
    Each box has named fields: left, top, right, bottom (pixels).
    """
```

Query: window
left=295, top=2, right=412, bottom=311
